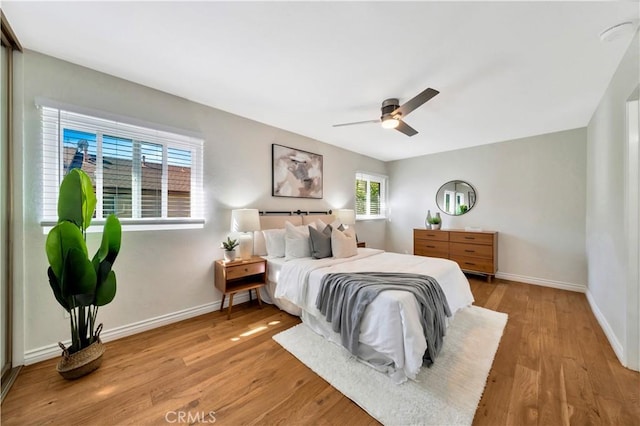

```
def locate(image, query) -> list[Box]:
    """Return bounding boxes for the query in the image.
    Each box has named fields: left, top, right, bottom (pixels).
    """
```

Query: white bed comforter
left=273, top=248, right=474, bottom=382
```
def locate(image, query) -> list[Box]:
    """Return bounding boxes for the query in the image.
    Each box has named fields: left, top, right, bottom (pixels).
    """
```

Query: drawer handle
left=464, top=262, right=476, bottom=266
left=464, top=236, right=475, bottom=240
left=465, top=249, right=475, bottom=253
left=427, top=245, right=436, bottom=248
left=427, top=234, right=436, bottom=237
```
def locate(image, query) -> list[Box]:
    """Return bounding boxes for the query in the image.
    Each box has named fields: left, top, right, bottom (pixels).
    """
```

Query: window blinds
left=41, top=105, right=204, bottom=225
left=355, top=171, right=388, bottom=219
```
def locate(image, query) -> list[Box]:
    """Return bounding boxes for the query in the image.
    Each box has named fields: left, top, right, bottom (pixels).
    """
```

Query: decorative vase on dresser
left=425, top=210, right=433, bottom=229
left=413, top=228, right=498, bottom=282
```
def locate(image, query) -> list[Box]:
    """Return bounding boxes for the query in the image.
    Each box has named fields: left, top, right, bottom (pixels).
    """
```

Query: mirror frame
left=436, top=180, right=477, bottom=216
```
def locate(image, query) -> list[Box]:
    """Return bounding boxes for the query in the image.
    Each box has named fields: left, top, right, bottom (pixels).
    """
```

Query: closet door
left=1, top=9, right=22, bottom=400
left=0, top=24, right=8, bottom=384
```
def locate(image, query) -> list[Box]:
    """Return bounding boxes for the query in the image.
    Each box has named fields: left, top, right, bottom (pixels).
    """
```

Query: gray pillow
left=309, top=224, right=332, bottom=259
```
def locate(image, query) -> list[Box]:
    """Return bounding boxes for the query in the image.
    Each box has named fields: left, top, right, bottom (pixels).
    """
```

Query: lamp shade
left=231, top=209, right=260, bottom=232
left=336, top=209, right=356, bottom=226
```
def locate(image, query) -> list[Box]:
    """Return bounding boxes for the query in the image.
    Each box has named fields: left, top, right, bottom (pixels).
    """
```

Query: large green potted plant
left=45, top=169, right=122, bottom=379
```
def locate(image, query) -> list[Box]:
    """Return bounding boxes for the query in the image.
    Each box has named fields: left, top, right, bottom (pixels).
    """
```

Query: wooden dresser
left=414, top=229, right=498, bottom=281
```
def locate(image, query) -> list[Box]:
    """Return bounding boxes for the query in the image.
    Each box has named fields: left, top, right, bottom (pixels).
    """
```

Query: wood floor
left=2, top=278, right=639, bottom=425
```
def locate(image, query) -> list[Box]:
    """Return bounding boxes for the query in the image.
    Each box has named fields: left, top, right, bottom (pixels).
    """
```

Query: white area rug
left=273, top=305, right=507, bottom=426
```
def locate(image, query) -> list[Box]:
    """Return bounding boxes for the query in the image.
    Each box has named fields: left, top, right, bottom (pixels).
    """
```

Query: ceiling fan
left=333, top=87, right=439, bottom=137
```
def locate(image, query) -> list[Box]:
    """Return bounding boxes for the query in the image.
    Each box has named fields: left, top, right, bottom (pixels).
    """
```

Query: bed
left=255, top=214, right=474, bottom=383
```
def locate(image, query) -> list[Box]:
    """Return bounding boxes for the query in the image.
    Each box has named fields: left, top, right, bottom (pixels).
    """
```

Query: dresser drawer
left=449, top=242, right=493, bottom=259
left=449, top=254, right=495, bottom=274
left=226, top=262, right=266, bottom=280
left=414, top=229, right=449, bottom=242
left=450, top=231, right=494, bottom=245
left=414, top=240, right=449, bottom=258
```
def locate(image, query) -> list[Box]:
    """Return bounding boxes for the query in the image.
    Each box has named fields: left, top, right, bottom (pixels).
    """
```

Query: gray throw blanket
left=316, top=272, right=451, bottom=367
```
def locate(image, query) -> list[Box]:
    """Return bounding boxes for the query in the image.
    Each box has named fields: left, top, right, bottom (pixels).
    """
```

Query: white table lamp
left=336, top=209, right=358, bottom=242
left=336, top=209, right=356, bottom=226
left=231, top=209, right=260, bottom=259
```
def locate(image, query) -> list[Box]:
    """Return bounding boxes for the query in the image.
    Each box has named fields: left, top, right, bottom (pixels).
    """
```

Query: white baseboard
left=585, top=290, right=626, bottom=367
left=495, top=272, right=586, bottom=293
left=23, top=293, right=252, bottom=365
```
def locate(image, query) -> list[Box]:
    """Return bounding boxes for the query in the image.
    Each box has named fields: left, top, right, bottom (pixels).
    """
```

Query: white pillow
left=262, top=228, right=286, bottom=257
left=285, top=221, right=312, bottom=260
left=253, top=230, right=267, bottom=256
left=331, top=227, right=358, bottom=258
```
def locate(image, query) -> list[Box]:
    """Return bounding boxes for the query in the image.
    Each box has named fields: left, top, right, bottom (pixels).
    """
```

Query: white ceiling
left=3, top=1, right=639, bottom=161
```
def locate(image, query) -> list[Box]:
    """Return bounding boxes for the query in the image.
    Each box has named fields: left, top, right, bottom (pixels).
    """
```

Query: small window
left=41, top=104, right=204, bottom=230
left=355, top=172, right=388, bottom=220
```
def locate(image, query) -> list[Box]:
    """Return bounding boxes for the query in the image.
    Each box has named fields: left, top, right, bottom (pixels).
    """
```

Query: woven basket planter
left=56, top=340, right=105, bottom=380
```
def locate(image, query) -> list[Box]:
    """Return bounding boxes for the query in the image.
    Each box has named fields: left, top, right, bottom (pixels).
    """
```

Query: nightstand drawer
left=226, top=262, right=266, bottom=280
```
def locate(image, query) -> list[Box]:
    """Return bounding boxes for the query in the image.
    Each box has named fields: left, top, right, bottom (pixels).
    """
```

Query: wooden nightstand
left=357, top=241, right=366, bottom=248
left=214, top=256, right=267, bottom=320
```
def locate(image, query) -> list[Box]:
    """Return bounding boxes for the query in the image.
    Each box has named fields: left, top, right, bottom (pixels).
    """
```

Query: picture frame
left=272, top=144, right=323, bottom=199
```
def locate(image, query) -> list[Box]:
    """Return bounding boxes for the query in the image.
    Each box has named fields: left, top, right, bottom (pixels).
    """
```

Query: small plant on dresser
left=427, top=213, right=442, bottom=230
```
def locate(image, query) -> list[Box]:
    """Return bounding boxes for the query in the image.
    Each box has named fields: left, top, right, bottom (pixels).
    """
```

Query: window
left=355, top=172, right=388, bottom=220
left=41, top=104, right=204, bottom=229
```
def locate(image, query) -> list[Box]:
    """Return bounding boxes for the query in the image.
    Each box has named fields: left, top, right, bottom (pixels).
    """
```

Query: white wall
left=387, top=128, right=587, bottom=290
left=15, top=50, right=386, bottom=362
left=586, top=31, right=639, bottom=370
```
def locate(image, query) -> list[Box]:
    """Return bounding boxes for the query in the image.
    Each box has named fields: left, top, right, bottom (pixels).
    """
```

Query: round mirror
left=436, top=180, right=477, bottom=216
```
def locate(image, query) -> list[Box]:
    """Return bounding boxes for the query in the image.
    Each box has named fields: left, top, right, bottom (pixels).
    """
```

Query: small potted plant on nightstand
left=427, top=215, right=442, bottom=230
left=221, top=237, right=239, bottom=262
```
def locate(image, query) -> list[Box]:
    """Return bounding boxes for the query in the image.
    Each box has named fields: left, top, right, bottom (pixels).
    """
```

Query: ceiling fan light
left=381, top=116, right=399, bottom=129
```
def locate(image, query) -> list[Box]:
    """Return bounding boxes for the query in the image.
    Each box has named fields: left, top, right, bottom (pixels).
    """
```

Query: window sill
left=41, top=218, right=205, bottom=234
left=355, top=216, right=387, bottom=222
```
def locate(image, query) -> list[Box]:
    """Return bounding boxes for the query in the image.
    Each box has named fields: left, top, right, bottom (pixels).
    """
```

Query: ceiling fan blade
left=392, top=87, right=439, bottom=117
left=333, top=119, right=380, bottom=128
left=395, top=120, right=418, bottom=137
